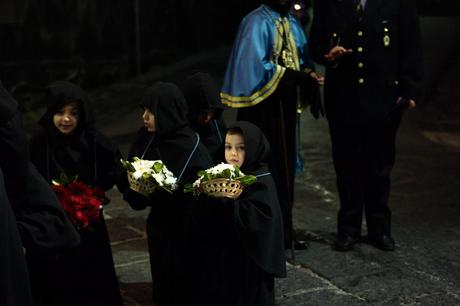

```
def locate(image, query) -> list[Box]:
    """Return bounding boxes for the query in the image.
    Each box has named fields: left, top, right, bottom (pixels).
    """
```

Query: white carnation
left=124, top=158, right=178, bottom=193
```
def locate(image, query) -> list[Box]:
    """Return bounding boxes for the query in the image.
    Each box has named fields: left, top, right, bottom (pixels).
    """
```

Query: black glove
left=282, top=69, right=317, bottom=89
left=283, top=69, right=323, bottom=119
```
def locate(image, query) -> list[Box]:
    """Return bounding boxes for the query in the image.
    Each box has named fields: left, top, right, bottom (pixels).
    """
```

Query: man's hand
left=324, top=46, right=353, bottom=62
left=309, top=71, right=325, bottom=86
left=397, top=97, right=416, bottom=110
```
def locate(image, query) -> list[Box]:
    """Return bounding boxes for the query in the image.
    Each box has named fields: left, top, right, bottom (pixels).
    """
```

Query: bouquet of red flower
left=51, top=175, right=107, bottom=230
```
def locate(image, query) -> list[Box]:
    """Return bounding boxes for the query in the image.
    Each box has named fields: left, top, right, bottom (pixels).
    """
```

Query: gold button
left=358, top=62, right=364, bottom=68
left=384, top=27, right=389, bottom=32
left=358, top=31, right=363, bottom=37
left=358, top=78, right=364, bottom=84
left=357, top=47, right=363, bottom=52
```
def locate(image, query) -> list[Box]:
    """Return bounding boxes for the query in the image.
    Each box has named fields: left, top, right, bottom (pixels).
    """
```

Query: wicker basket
left=200, top=178, right=244, bottom=199
left=127, top=171, right=157, bottom=196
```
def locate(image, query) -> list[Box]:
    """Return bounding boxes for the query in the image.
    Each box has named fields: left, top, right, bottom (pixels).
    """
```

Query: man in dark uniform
left=309, top=0, right=422, bottom=251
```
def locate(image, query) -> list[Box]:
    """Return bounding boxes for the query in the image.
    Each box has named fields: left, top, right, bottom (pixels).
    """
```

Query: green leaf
left=153, top=162, right=163, bottom=173
left=221, top=169, right=232, bottom=179
left=204, top=172, right=212, bottom=181
left=183, top=183, right=193, bottom=193
left=120, top=159, right=135, bottom=172
left=197, top=170, right=206, bottom=177
left=142, top=172, right=152, bottom=180
left=239, top=175, right=257, bottom=186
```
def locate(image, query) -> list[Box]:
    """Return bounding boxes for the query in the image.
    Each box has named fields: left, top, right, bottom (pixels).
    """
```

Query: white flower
left=123, top=158, right=178, bottom=193
left=131, top=159, right=156, bottom=179
left=204, top=163, right=244, bottom=178
left=164, top=175, right=177, bottom=187
left=152, top=173, right=165, bottom=186
left=190, top=163, right=245, bottom=188
left=192, top=177, right=202, bottom=188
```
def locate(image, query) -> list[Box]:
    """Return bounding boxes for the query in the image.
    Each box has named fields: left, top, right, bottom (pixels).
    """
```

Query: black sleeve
left=115, top=150, right=129, bottom=194
left=234, top=182, right=286, bottom=277
left=398, top=0, right=423, bottom=101
left=0, top=168, right=33, bottom=306
left=0, top=112, right=29, bottom=205
left=15, top=163, right=81, bottom=252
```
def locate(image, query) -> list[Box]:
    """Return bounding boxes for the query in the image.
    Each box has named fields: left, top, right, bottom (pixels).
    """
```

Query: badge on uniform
left=383, top=27, right=390, bottom=47
left=330, top=32, right=341, bottom=47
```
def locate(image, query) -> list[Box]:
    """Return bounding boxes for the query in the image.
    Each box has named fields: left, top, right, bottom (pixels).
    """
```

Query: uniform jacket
left=309, top=0, right=423, bottom=123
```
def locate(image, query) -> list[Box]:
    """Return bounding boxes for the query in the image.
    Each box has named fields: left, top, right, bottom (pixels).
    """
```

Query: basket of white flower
left=121, top=157, right=178, bottom=196
left=184, top=163, right=256, bottom=199
left=127, top=171, right=158, bottom=195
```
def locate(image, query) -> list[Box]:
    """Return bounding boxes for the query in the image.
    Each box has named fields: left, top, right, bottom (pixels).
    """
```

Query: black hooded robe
left=186, top=121, right=286, bottom=306
left=0, top=84, right=32, bottom=306
left=0, top=168, right=32, bottom=306
left=181, top=72, right=227, bottom=162
left=0, top=81, right=80, bottom=306
left=123, top=82, right=213, bottom=306
left=28, top=81, right=124, bottom=306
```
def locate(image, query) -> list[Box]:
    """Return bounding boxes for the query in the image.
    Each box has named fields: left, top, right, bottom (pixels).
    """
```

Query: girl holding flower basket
left=123, top=82, right=212, bottom=306
left=29, top=81, right=125, bottom=306
left=186, top=121, right=286, bottom=306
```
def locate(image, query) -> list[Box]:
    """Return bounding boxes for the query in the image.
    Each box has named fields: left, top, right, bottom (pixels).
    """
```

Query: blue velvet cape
left=221, top=5, right=314, bottom=108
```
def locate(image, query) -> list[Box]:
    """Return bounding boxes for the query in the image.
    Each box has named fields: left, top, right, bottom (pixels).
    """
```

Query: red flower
left=51, top=179, right=105, bottom=230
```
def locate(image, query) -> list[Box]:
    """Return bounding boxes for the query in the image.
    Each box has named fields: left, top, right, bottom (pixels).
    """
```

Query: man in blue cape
left=221, top=0, right=323, bottom=253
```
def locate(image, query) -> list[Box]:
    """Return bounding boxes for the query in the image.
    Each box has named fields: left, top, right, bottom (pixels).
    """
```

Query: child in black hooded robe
left=123, top=82, right=213, bottom=306
left=28, top=81, right=124, bottom=306
left=181, top=72, right=226, bottom=162
left=187, top=121, right=286, bottom=306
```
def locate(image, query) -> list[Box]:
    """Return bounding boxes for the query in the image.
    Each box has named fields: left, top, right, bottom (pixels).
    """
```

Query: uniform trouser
left=328, top=113, right=401, bottom=239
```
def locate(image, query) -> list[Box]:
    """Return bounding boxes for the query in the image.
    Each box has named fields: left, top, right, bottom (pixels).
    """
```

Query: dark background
left=1, top=0, right=458, bottom=89
left=0, top=0, right=259, bottom=90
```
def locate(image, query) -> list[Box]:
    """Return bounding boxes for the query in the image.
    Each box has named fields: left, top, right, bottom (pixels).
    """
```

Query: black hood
left=140, top=82, right=189, bottom=138
left=0, top=81, right=18, bottom=123
left=227, top=121, right=270, bottom=173
left=38, top=81, right=94, bottom=134
left=262, top=0, right=293, bottom=14
left=181, top=72, right=223, bottom=126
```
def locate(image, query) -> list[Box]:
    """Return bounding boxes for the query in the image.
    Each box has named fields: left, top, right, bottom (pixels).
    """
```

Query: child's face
left=142, top=108, right=156, bottom=132
left=197, top=109, right=215, bottom=125
left=53, top=102, right=80, bottom=135
left=225, top=132, right=245, bottom=167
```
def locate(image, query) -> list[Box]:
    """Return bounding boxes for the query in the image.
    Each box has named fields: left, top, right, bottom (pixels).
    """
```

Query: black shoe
left=294, top=240, right=309, bottom=250
left=368, top=235, right=395, bottom=251
left=285, top=239, right=309, bottom=250
left=335, top=235, right=359, bottom=252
